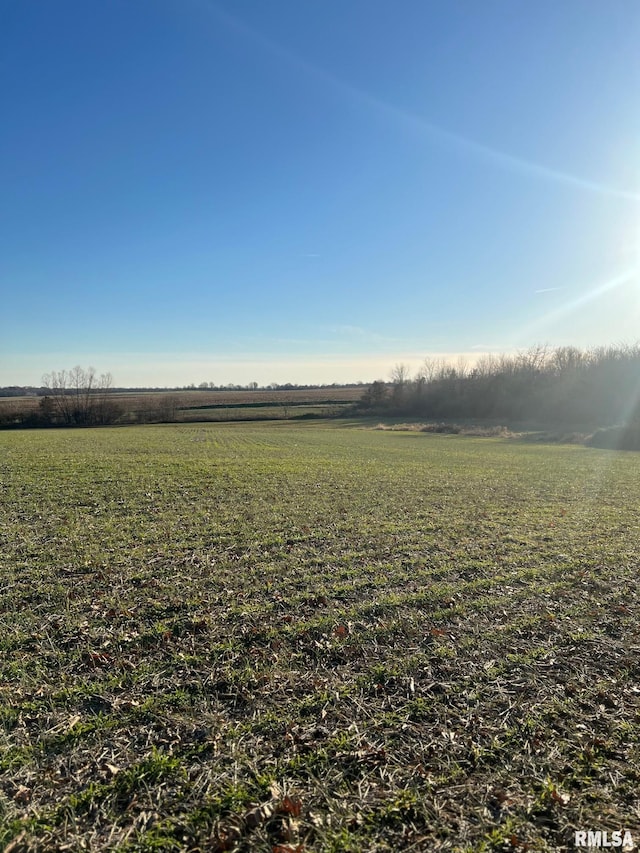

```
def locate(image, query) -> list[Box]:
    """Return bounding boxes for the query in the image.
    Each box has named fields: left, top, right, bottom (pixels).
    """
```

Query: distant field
left=1, top=423, right=639, bottom=851
left=0, top=387, right=363, bottom=425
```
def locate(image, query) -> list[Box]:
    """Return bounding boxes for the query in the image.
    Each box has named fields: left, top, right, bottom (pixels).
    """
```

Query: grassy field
left=1, top=423, right=639, bottom=852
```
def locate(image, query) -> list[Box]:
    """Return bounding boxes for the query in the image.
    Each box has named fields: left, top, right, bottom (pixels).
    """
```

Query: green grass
left=1, top=422, right=639, bottom=851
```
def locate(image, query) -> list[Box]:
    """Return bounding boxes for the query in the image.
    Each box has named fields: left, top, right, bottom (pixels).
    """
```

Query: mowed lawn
left=1, top=423, right=639, bottom=852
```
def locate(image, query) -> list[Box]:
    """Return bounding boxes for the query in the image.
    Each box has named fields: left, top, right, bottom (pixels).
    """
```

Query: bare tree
left=390, top=363, right=410, bottom=386
left=156, top=394, right=179, bottom=423
left=41, top=366, right=120, bottom=426
left=390, top=363, right=410, bottom=407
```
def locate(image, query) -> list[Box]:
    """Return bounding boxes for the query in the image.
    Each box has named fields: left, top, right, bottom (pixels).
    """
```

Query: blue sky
left=2, top=0, right=638, bottom=386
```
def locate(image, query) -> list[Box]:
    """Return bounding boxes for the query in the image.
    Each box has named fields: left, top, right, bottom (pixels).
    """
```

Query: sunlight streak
left=513, top=269, right=640, bottom=345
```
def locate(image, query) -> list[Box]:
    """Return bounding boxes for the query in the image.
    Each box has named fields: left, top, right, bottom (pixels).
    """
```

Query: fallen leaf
left=550, top=788, right=570, bottom=805
left=13, top=785, right=32, bottom=805
left=279, top=796, right=302, bottom=817
left=244, top=801, right=277, bottom=828
left=86, top=650, right=113, bottom=667
left=66, top=715, right=81, bottom=732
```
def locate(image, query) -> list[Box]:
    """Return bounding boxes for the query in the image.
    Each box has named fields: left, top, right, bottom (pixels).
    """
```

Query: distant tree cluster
left=37, top=366, right=123, bottom=426
left=0, top=386, right=37, bottom=397
left=359, top=344, right=640, bottom=427
left=189, top=381, right=362, bottom=391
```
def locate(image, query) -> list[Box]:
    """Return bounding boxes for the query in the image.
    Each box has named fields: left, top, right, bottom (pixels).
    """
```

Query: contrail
left=191, top=0, right=640, bottom=203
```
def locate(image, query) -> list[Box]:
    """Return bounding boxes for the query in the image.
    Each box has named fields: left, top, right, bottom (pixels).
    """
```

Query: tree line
left=359, top=344, right=640, bottom=427
left=4, top=347, right=640, bottom=431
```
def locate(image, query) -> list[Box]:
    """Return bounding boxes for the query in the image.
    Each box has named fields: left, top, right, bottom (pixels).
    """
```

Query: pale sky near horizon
left=2, top=0, right=638, bottom=387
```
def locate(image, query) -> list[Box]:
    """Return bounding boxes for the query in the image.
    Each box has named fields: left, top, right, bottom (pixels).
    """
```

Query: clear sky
left=2, top=0, right=638, bottom=387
